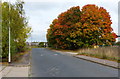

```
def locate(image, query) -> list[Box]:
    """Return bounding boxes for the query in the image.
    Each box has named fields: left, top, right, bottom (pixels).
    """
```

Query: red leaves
left=52, top=19, right=58, bottom=24
left=112, top=32, right=118, bottom=38
left=58, top=6, right=81, bottom=26
left=47, top=5, right=117, bottom=49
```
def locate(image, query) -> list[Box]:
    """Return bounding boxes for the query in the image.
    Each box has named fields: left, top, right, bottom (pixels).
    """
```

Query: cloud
left=24, top=2, right=63, bottom=12
left=2, top=0, right=119, bottom=41
left=23, top=0, right=119, bottom=42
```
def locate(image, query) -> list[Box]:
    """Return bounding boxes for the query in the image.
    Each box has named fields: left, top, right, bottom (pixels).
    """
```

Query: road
left=31, top=48, right=118, bottom=77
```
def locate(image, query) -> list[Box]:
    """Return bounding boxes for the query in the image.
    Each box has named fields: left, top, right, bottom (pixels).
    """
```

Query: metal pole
left=8, top=27, right=11, bottom=63
left=8, top=0, right=11, bottom=63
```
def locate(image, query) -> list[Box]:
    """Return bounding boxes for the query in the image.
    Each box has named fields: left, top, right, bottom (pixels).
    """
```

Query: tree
left=47, top=6, right=81, bottom=49
left=38, top=42, right=47, bottom=47
left=1, top=1, right=31, bottom=60
left=0, top=2, right=2, bottom=58
left=115, top=41, right=120, bottom=46
left=47, top=4, right=117, bottom=50
left=81, top=4, right=116, bottom=46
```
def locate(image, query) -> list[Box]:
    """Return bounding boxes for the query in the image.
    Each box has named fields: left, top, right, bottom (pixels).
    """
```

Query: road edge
left=50, top=48, right=119, bottom=69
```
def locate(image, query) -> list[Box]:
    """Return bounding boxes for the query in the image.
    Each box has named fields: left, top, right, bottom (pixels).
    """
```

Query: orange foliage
left=47, top=4, right=117, bottom=49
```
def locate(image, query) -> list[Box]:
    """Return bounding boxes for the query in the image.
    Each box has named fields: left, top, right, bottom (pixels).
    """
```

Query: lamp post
left=8, top=0, right=11, bottom=63
left=8, top=27, right=11, bottom=63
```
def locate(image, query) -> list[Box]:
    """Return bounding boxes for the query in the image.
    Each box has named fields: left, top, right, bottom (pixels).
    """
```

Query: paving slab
left=0, top=51, right=30, bottom=77
left=0, top=65, right=2, bottom=79
left=2, top=66, right=29, bottom=77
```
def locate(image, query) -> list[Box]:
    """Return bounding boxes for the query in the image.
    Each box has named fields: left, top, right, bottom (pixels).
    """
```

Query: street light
left=8, top=27, right=11, bottom=63
left=8, top=0, right=11, bottom=63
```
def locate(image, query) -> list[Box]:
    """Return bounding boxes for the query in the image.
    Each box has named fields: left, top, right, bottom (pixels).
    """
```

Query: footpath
left=52, top=50, right=119, bottom=69
left=0, top=51, right=30, bottom=78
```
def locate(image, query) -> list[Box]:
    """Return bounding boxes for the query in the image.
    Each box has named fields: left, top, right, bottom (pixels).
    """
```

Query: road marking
left=54, top=54, right=58, bottom=56
left=40, top=55, right=43, bottom=56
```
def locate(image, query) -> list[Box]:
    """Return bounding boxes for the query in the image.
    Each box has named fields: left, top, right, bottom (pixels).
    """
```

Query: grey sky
left=3, top=0, right=119, bottom=42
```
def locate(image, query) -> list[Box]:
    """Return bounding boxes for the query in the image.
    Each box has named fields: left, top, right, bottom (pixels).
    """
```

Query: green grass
left=1, top=47, right=31, bottom=62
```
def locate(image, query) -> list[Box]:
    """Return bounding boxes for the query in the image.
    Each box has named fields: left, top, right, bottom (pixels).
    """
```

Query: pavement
left=31, top=48, right=118, bottom=77
left=0, top=51, right=30, bottom=78
left=1, top=66, right=29, bottom=77
left=52, top=50, right=119, bottom=69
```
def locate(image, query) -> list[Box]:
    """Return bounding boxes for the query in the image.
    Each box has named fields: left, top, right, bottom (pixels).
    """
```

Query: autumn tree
left=47, top=4, right=117, bottom=50
left=80, top=4, right=117, bottom=46
left=47, top=6, right=81, bottom=49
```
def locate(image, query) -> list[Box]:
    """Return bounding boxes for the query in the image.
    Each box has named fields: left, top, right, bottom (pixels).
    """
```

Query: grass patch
left=50, top=46, right=120, bottom=62
left=11, top=51, right=28, bottom=62
left=77, top=46, right=120, bottom=62
left=1, top=49, right=30, bottom=63
left=77, top=51, right=119, bottom=62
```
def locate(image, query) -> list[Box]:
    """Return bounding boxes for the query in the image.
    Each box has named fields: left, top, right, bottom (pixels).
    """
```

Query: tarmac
left=0, top=48, right=119, bottom=78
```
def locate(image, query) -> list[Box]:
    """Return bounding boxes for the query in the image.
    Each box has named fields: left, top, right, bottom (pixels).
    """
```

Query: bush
left=38, top=42, right=45, bottom=47
left=2, top=1, right=31, bottom=61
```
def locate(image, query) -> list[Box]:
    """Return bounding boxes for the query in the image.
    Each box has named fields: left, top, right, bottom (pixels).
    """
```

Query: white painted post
left=8, top=0, right=11, bottom=63
left=44, top=43, right=45, bottom=47
left=8, top=27, right=11, bottom=63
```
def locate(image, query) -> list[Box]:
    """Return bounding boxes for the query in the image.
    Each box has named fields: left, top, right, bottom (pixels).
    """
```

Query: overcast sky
left=3, top=0, right=120, bottom=42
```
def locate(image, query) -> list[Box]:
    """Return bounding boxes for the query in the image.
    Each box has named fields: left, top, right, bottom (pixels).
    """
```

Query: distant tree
left=47, top=4, right=117, bottom=50
left=115, top=41, right=120, bottom=46
left=38, top=42, right=45, bottom=47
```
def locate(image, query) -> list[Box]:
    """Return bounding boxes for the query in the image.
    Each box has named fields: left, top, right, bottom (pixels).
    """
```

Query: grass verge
left=49, top=46, right=120, bottom=62
left=77, top=52, right=119, bottom=62
left=77, top=46, right=120, bottom=62
left=1, top=51, right=28, bottom=63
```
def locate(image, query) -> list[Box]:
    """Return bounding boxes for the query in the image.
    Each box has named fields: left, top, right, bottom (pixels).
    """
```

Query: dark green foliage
left=38, top=42, right=45, bottom=47
left=38, top=42, right=47, bottom=47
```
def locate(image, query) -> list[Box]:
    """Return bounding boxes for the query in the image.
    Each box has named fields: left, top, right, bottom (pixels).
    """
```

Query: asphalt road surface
left=31, top=48, right=118, bottom=77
